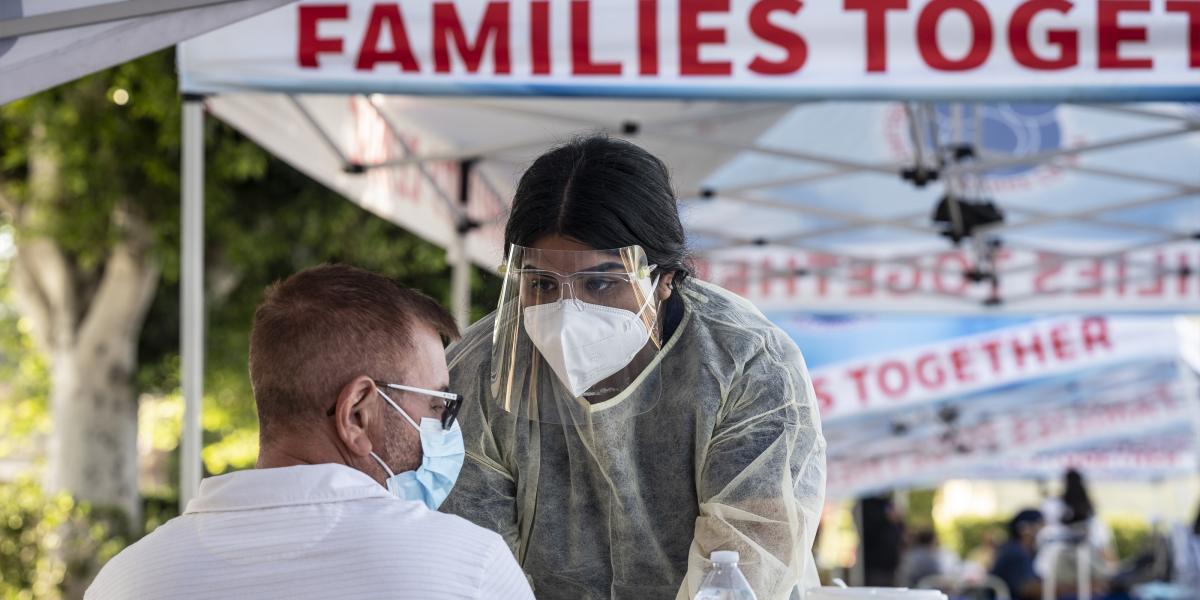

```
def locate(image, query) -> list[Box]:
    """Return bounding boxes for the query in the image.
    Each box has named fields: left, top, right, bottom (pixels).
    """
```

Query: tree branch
left=77, top=206, right=161, bottom=353
left=9, top=240, right=71, bottom=353
left=0, top=185, right=18, bottom=221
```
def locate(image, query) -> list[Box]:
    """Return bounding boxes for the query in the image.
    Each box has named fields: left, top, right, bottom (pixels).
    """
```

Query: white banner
left=826, top=381, right=1192, bottom=497
left=699, top=243, right=1200, bottom=314
left=179, top=0, right=1200, bottom=100
left=810, top=316, right=1178, bottom=421
left=985, top=444, right=1196, bottom=479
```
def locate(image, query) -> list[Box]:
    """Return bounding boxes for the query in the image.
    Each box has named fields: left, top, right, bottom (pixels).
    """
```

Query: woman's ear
left=656, top=271, right=676, bottom=303
left=333, top=375, right=377, bottom=458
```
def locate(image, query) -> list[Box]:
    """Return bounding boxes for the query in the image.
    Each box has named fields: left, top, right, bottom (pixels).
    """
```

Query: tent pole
left=451, top=232, right=470, bottom=331
left=451, top=159, right=476, bottom=331
left=851, top=500, right=865, bottom=587
left=180, top=95, right=206, bottom=512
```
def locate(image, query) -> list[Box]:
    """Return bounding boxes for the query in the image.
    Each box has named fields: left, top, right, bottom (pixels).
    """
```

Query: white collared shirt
left=85, top=464, right=534, bottom=600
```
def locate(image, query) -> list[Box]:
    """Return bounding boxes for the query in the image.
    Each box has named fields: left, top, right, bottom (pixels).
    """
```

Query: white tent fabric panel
left=0, top=0, right=294, bottom=105
left=205, top=93, right=788, bottom=269
left=688, top=102, right=1200, bottom=313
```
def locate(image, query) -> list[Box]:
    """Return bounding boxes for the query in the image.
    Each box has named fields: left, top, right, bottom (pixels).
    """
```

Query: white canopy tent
left=176, top=0, right=1200, bottom=507
left=0, top=0, right=293, bottom=105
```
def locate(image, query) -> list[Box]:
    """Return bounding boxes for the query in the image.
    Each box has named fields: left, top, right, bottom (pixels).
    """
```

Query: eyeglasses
left=511, top=264, right=656, bottom=306
left=325, top=380, right=463, bottom=430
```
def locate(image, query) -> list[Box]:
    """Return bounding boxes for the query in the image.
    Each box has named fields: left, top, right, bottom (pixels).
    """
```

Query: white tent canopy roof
left=0, top=0, right=292, bottom=105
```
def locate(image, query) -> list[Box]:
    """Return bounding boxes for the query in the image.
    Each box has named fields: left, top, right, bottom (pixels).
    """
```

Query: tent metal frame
left=265, top=96, right=1198, bottom=313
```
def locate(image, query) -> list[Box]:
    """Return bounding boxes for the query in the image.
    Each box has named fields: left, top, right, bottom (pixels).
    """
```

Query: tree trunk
left=11, top=234, right=159, bottom=530
left=3, top=121, right=162, bottom=531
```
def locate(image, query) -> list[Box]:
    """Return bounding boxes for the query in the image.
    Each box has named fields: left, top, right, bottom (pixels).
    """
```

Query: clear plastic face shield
left=491, top=245, right=664, bottom=423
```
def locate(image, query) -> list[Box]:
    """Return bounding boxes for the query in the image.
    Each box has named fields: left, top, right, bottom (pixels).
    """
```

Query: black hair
left=1061, top=468, right=1094, bottom=525
left=1193, top=502, right=1200, bottom=536
left=914, top=529, right=937, bottom=547
left=505, top=134, right=693, bottom=284
left=1008, top=509, right=1044, bottom=540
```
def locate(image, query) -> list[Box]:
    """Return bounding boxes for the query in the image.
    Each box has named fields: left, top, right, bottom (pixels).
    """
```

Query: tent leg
left=451, top=232, right=470, bottom=331
left=450, top=159, right=477, bottom=332
left=180, top=95, right=205, bottom=512
left=851, top=500, right=865, bottom=587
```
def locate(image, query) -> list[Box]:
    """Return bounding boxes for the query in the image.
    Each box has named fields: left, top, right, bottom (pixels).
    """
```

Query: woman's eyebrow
left=520, top=262, right=626, bottom=273
left=578, top=262, right=625, bottom=272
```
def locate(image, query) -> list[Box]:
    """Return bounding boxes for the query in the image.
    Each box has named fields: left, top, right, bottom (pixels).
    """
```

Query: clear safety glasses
left=325, top=381, right=463, bottom=430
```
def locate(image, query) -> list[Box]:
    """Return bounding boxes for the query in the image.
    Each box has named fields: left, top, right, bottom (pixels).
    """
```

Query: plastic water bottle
left=693, top=551, right=757, bottom=600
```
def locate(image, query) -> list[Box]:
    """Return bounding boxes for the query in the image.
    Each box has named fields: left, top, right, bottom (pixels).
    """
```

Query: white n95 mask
left=522, top=277, right=659, bottom=397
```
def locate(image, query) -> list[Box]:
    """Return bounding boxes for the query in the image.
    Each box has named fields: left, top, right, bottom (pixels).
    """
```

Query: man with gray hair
left=87, top=264, right=533, bottom=600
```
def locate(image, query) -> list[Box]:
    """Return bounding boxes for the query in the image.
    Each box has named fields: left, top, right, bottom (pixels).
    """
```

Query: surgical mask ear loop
left=376, top=387, right=421, bottom=431
left=368, top=387, right=423, bottom=481
left=369, top=451, right=396, bottom=478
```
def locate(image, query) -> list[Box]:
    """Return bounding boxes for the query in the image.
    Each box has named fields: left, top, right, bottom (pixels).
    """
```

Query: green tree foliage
left=936, top=516, right=1007, bottom=558
left=0, top=231, right=49, bottom=455
left=903, top=489, right=937, bottom=532
left=0, top=479, right=125, bottom=599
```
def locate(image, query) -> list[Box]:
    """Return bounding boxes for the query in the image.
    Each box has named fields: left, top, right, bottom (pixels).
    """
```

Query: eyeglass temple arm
left=378, top=382, right=459, bottom=401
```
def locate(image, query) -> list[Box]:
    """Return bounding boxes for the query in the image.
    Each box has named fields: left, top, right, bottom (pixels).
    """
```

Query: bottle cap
left=710, top=551, right=739, bottom=564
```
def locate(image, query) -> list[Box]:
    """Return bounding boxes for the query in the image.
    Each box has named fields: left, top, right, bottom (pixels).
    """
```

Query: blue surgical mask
left=369, top=388, right=465, bottom=510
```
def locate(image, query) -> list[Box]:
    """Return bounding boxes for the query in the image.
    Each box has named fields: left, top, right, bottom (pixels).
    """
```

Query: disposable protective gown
left=441, top=279, right=827, bottom=599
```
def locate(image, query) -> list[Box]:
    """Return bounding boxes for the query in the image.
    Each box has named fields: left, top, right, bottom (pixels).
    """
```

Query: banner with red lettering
left=178, top=0, right=1200, bottom=100
left=971, top=429, right=1197, bottom=480
left=801, top=315, right=1194, bottom=496
left=699, top=243, right=1200, bottom=314
left=808, top=315, right=1178, bottom=421
left=825, top=379, right=1194, bottom=497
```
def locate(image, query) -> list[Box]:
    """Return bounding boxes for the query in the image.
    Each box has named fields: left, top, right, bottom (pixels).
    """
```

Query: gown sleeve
left=677, top=329, right=827, bottom=600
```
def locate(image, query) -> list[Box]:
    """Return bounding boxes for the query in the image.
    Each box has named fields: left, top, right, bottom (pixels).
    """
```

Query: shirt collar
left=184, top=463, right=392, bottom=514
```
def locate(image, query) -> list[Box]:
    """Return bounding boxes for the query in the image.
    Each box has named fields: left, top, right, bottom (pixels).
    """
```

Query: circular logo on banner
left=0, top=2, right=22, bottom=60
left=886, top=103, right=1067, bottom=192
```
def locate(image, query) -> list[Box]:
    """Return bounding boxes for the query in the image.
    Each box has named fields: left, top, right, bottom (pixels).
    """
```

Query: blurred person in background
left=898, top=529, right=953, bottom=588
left=1169, top=503, right=1200, bottom=591
left=859, top=494, right=905, bottom=586
left=1036, top=469, right=1116, bottom=594
left=992, top=509, right=1045, bottom=600
left=965, top=529, right=1000, bottom=575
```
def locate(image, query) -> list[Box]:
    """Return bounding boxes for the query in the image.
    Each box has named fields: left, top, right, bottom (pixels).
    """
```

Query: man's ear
left=333, top=376, right=377, bottom=458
